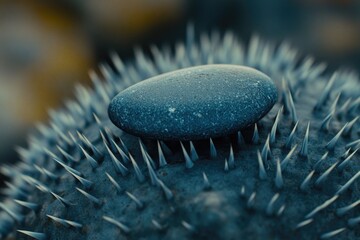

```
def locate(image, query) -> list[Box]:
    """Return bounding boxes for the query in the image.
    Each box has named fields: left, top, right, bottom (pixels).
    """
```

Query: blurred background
left=0, top=0, right=360, bottom=179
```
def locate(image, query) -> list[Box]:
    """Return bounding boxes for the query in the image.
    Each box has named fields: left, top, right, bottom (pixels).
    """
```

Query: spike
left=105, top=144, right=128, bottom=176
left=300, top=170, right=315, bottom=191
left=240, top=185, right=246, bottom=197
left=348, top=216, right=360, bottom=227
left=336, top=199, right=360, bottom=217
left=315, top=161, right=338, bottom=187
left=105, top=172, right=122, bottom=192
left=320, top=111, right=333, bottom=131
left=209, top=138, right=217, bottom=159
left=305, top=195, right=338, bottom=218
left=237, top=131, right=245, bottom=147
left=189, top=141, right=199, bottom=161
left=277, top=204, right=286, bottom=217
left=157, top=179, right=173, bottom=200
left=126, top=191, right=144, bottom=210
left=180, top=142, right=194, bottom=169
left=341, top=148, right=351, bottom=159
left=345, top=139, right=360, bottom=150
left=47, top=215, right=82, bottom=228
left=111, top=139, right=129, bottom=164
left=261, top=135, right=272, bottom=161
left=160, top=141, right=172, bottom=156
left=143, top=151, right=159, bottom=186
left=57, top=145, right=77, bottom=163
left=329, top=91, right=341, bottom=113
left=285, top=121, right=298, bottom=149
left=80, top=146, right=99, bottom=169
left=17, top=230, right=46, bottom=240
left=325, top=123, right=348, bottom=151
left=336, top=171, right=360, bottom=195
left=275, top=158, right=283, bottom=189
left=203, top=172, right=211, bottom=190
left=128, top=154, right=145, bottom=183
left=52, top=157, right=81, bottom=176
left=76, top=187, right=101, bottom=205
left=139, top=140, right=156, bottom=168
left=152, top=219, right=167, bottom=231
left=266, top=193, right=280, bottom=216
left=338, top=148, right=359, bottom=171
left=228, top=145, right=235, bottom=169
left=299, top=122, right=310, bottom=158
left=224, top=158, right=229, bottom=172
left=247, top=192, right=256, bottom=209
left=320, top=228, right=346, bottom=239
left=287, top=89, right=298, bottom=123
left=51, top=192, right=72, bottom=207
left=295, top=219, right=313, bottom=229
left=252, top=123, right=260, bottom=144
left=257, top=150, right=267, bottom=180
left=181, top=220, right=195, bottom=232
left=314, top=72, right=337, bottom=111
left=314, top=152, right=329, bottom=172
left=103, top=216, right=131, bottom=233
left=0, top=202, right=23, bottom=222
left=33, top=164, right=58, bottom=180
left=281, top=144, right=297, bottom=170
left=14, top=200, right=38, bottom=211
left=67, top=170, right=93, bottom=189
left=157, top=141, right=167, bottom=167
left=344, top=117, right=358, bottom=136
left=270, top=107, right=283, bottom=143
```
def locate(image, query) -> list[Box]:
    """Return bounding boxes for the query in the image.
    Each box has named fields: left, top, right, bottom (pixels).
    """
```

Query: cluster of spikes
left=0, top=25, right=359, bottom=239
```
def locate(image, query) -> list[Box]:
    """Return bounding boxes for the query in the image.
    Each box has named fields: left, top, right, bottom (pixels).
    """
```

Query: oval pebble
left=108, top=64, right=278, bottom=140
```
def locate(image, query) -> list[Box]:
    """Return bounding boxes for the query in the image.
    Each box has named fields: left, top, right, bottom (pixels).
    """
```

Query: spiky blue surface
left=0, top=26, right=359, bottom=240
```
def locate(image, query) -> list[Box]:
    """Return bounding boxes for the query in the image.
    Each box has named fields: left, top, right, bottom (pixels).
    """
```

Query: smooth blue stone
left=108, top=64, right=278, bottom=140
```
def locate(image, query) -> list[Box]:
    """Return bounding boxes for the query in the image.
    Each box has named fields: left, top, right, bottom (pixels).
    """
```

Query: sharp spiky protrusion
left=237, top=131, right=245, bottom=147
left=270, top=106, right=283, bottom=143
left=281, top=144, right=297, bottom=170
left=76, top=187, right=101, bottom=205
left=320, top=111, right=333, bottom=132
left=129, top=154, right=145, bottom=183
left=139, top=140, right=156, bottom=168
left=143, top=149, right=159, bottom=186
left=111, top=139, right=130, bottom=164
left=157, top=141, right=168, bottom=167
left=285, top=121, right=298, bottom=149
left=80, top=146, right=99, bottom=169
left=103, top=216, right=131, bottom=233
left=287, top=89, right=298, bottom=123
left=181, top=220, right=195, bottom=232
left=202, top=172, right=211, bottom=190
left=257, top=150, right=267, bottom=180
left=305, top=195, right=339, bottom=218
left=247, top=192, right=256, bottom=209
left=338, top=148, right=359, bottom=171
left=314, top=72, right=337, bottom=111
left=126, top=191, right=144, bottom=210
left=348, top=216, right=360, bottom=228
left=261, top=135, right=272, bottom=161
left=344, top=116, right=359, bottom=136
left=295, top=219, right=313, bottom=229
left=345, top=139, right=360, bottom=150
left=336, top=171, right=360, bottom=195
left=14, top=199, right=38, bottom=211
left=105, top=144, right=128, bottom=176
left=336, top=199, right=360, bottom=217
left=299, top=122, right=310, bottom=158
left=152, top=219, right=167, bottom=231
left=105, top=172, right=122, bottom=192
left=224, top=158, right=229, bottom=172
left=17, top=230, right=46, bottom=240
left=325, top=123, right=348, bottom=151
left=320, top=228, right=346, bottom=239
left=252, top=123, right=260, bottom=144
left=180, top=142, right=194, bottom=169
left=300, top=170, right=315, bottom=191
left=266, top=193, right=280, bottom=216
left=47, top=214, right=82, bottom=228
left=275, top=158, right=284, bottom=189
left=0, top=202, right=23, bottom=223
left=57, top=145, right=77, bottom=163
left=51, top=192, right=72, bottom=207
left=209, top=138, right=217, bottom=159
left=315, top=161, right=338, bottom=187
left=189, top=141, right=199, bottom=161
left=314, top=152, right=329, bottom=172
left=228, top=145, right=235, bottom=169
left=157, top=179, right=173, bottom=200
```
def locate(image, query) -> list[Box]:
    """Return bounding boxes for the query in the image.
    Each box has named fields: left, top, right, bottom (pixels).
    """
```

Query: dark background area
left=0, top=0, right=360, bottom=181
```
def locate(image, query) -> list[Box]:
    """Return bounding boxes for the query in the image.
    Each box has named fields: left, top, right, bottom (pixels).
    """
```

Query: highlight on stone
left=108, top=64, right=278, bottom=140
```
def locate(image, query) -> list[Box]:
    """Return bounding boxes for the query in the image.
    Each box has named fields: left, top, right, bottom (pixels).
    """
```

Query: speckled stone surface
left=108, top=64, right=278, bottom=140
